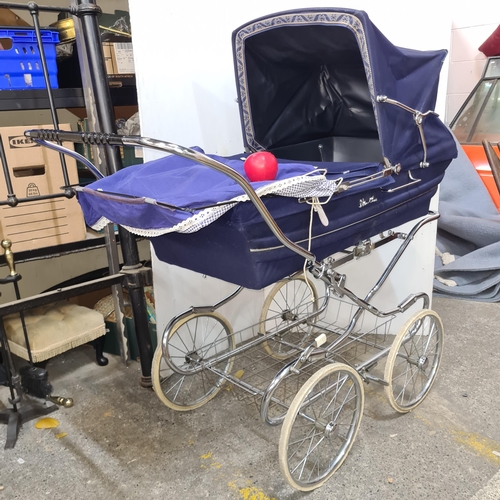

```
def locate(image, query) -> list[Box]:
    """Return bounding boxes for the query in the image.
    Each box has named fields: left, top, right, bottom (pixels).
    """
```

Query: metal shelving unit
left=0, top=0, right=153, bottom=448
left=0, top=87, right=137, bottom=111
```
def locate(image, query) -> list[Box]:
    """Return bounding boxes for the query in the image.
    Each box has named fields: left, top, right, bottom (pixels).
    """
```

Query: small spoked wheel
left=152, top=312, right=235, bottom=411
left=260, top=275, right=319, bottom=359
left=384, top=309, right=444, bottom=413
left=279, top=363, right=364, bottom=491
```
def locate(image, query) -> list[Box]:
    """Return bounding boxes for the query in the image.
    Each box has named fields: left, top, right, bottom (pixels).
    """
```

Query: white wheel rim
left=279, top=363, right=364, bottom=491
left=385, top=310, right=443, bottom=412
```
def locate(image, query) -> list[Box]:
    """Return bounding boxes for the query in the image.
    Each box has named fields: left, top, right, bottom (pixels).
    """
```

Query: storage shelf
left=0, top=87, right=137, bottom=111
left=0, top=231, right=145, bottom=266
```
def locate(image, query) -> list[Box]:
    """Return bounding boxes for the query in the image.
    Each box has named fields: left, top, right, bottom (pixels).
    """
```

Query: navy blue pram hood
left=232, top=8, right=457, bottom=170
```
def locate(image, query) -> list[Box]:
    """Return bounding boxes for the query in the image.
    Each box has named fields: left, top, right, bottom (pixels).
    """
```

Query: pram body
left=75, top=8, right=456, bottom=290
left=27, top=7, right=457, bottom=492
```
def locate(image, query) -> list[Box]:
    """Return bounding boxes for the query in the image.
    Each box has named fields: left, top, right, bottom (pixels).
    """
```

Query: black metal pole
left=28, top=2, right=72, bottom=192
left=0, top=137, right=17, bottom=207
left=75, top=0, right=122, bottom=175
left=0, top=320, right=18, bottom=411
left=75, top=0, right=153, bottom=385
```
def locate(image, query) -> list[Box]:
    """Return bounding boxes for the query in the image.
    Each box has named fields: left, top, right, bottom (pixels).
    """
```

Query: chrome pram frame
left=153, top=211, right=442, bottom=493
left=30, top=131, right=444, bottom=492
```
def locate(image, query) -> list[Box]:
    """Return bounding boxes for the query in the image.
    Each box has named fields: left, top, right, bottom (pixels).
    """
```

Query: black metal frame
left=0, top=2, right=153, bottom=385
left=0, top=272, right=125, bottom=447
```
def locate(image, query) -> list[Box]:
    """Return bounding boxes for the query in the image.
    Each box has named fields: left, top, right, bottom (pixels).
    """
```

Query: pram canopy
left=232, top=8, right=456, bottom=169
left=74, top=8, right=457, bottom=290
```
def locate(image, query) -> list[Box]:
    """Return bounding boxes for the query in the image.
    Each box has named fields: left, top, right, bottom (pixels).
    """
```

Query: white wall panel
left=446, top=16, right=497, bottom=122
left=128, top=1, right=454, bottom=342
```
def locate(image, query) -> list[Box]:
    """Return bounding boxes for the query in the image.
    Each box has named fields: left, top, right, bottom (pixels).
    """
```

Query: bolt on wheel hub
left=324, top=421, right=338, bottom=439
left=282, top=310, right=298, bottom=321
left=418, top=355, right=428, bottom=370
left=185, top=350, right=201, bottom=364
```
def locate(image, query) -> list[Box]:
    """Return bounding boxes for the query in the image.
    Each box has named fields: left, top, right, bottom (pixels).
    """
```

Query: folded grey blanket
left=434, top=138, right=500, bottom=302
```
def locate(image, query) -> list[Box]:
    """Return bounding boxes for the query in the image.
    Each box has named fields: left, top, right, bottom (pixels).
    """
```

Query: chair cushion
left=2, top=301, right=106, bottom=362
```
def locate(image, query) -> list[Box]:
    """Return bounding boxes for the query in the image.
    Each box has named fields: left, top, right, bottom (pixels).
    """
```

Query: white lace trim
left=89, top=171, right=343, bottom=236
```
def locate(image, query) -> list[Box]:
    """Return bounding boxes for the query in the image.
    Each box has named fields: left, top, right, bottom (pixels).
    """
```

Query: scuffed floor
left=0, top=297, right=499, bottom=500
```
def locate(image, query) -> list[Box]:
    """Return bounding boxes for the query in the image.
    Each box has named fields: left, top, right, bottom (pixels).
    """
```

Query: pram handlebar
left=31, top=138, right=105, bottom=180
left=25, top=129, right=318, bottom=265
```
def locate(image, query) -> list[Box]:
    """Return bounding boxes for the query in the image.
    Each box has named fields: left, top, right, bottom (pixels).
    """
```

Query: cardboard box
left=57, top=41, right=136, bottom=89
left=0, top=7, right=31, bottom=27
left=0, top=124, right=86, bottom=252
left=102, top=41, right=136, bottom=88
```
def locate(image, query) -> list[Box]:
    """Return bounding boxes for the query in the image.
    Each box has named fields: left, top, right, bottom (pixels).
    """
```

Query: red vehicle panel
left=450, top=57, right=500, bottom=211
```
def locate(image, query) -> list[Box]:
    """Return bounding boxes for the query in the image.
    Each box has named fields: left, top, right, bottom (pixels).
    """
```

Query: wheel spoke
left=167, top=374, right=186, bottom=402
left=307, top=459, right=321, bottom=482
left=291, top=434, right=327, bottom=477
left=322, top=374, right=351, bottom=418
left=421, top=324, right=437, bottom=355
left=396, top=366, right=417, bottom=403
left=186, top=319, right=197, bottom=353
left=172, top=329, right=192, bottom=357
left=287, top=427, right=323, bottom=450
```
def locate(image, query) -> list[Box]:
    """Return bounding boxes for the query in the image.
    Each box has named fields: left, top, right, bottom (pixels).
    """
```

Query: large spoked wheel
left=279, top=363, right=364, bottom=491
left=260, top=275, right=318, bottom=359
left=384, top=309, right=444, bottom=413
left=152, top=312, right=235, bottom=411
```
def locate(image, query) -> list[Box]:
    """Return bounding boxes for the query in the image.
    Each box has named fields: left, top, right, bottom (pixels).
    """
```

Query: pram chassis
left=29, top=131, right=445, bottom=491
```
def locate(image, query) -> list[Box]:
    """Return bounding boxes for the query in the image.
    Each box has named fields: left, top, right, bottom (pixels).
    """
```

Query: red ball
left=244, top=152, right=278, bottom=182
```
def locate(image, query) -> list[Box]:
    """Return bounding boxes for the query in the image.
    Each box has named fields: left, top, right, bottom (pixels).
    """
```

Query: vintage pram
left=27, top=8, right=458, bottom=492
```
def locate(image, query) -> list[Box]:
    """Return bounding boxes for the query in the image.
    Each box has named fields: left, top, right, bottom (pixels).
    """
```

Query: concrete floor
left=0, top=296, right=499, bottom=500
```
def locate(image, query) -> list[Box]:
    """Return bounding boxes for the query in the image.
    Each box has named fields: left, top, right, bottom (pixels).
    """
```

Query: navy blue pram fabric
left=77, top=150, right=329, bottom=231
left=149, top=161, right=448, bottom=289
left=77, top=8, right=458, bottom=290
left=77, top=151, right=393, bottom=233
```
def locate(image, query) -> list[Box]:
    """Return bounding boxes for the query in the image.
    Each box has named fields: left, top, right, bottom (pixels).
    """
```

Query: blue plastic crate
left=0, top=28, right=59, bottom=90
